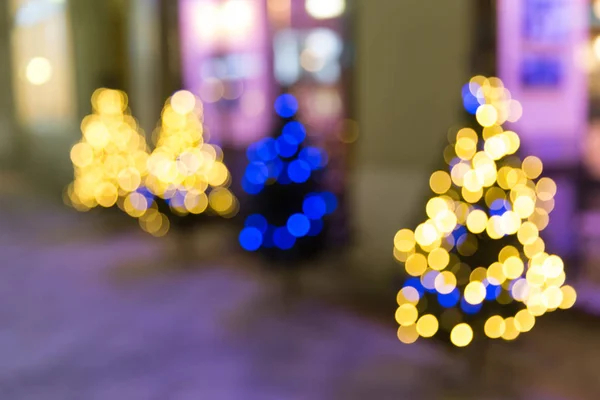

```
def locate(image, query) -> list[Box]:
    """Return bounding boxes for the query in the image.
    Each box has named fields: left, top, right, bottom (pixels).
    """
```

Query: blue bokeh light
left=245, top=162, right=269, bottom=185
left=239, top=227, right=263, bottom=251
left=288, top=160, right=311, bottom=183
left=460, top=297, right=483, bottom=314
left=307, top=218, right=324, bottom=236
left=274, top=94, right=298, bottom=118
left=256, top=138, right=278, bottom=162
left=303, top=195, right=327, bottom=220
left=287, top=213, right=311, bottom=237
left=282, top=121, right=306, bottom=145
left=320, top=191, right=338, bottom=214
left=485, top=282, right=502, bottom=301
left=273, top=227, right=296, bottom=250
left=245, top=214, right=268, bottom=234
left=242, top=176, right=264, bottom=194
left=437, top=288, right=460, bottom=308
left=299, top=147, right=327, bottom=170
left=276, top=136, right=298, bottom=158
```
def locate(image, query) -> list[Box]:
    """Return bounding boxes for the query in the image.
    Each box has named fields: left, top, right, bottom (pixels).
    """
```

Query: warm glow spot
left=522, top=156, right=543, bottom=179
left=501, top=211, right=521, bottom=235
left=426, top=197, right=449, bottom=219
left=450, top=323, right=473, bottom=347
left=94, top=182, right=118, bottom=208
left=517, top=222, right=539, bottom=245
left=559, top=285, right=577, bottom=309
left=394, top=229, right=416, bottom=252
left=305, top=0, right=345, bottom=19
left=464, top=281, right=486, bottom=305
left=498, top=245, right=519, bottom=263
left=503, top=131, right=521, bottom=154
left=397, top=324, right=419, bottom=344
left=395, top=303, right=418, bottom=326
left=209, top=188, right=235, bottom=214
left=514, top=196, right=535, bottom=219
left=26, top=57, right=53, bottom=85
left=514, top=310, right=535, bottom=333
left=414, top=222, right=439, bottom=247
left=487, top=262, right=507, bottom=285
left=397, top=286, right=420, bottom=306
left=455, top=138, right=477, bottom=160
left=430, top=171, right=452, bottom=194
left=476, top=104, right=498, bottom=127
left=501, top=317, right=520, bottom=341
left=484, top=315, right=506, bottom=339
left=117, top=168, right=142, bottom=192
left=503, top=256, right=525, bottom=280
left=416, top=315, right=439, bottom=338
left=70, top=143, right=94, bottom=168
left=405, top=253, right=428, bottom=277
left=461, top=186, right=483, bottom=203
left=428, top=248, right=450, bottom=270
left=543, top=286, right=564, bottom=310
left=536, top=178, right=557, bottom=201
left=171, top=90, right=196, bottom=115
left=434, top=271, right=457, bottom=294
left=466, top=209, right=487, bottom=234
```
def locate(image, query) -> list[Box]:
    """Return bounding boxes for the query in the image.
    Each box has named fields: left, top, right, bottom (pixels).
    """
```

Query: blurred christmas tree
left=67, top=88, right=150, bottom=216
left=238, top=93, right=337, bottom=264
left=393, top=76, right=577, bottom=347
left=143, top=90, right=238, bottom=238
left=68, top=89, right=237, bottom=242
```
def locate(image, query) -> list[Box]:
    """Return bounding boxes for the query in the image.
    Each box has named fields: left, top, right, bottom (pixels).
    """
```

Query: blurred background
left=2, top=0, right=600, bottom=398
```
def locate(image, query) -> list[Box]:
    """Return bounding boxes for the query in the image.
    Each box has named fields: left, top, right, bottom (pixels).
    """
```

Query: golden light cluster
left=393, top=76, right=576, bottom=347
left=145, top=90, right=238, bottom=224
left=67, top=89, right=237, bottom=237
left=67, top=89, right=149, bottom=214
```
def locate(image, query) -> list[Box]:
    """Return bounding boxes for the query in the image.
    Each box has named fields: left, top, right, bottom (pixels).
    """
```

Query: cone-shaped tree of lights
left=238, top=93, right=337, bottom=258
left=140, top=90, right=238, bottom=236
left=393, top=76, right=577, bottom=347
left=67, top=88, right=151, bottom=215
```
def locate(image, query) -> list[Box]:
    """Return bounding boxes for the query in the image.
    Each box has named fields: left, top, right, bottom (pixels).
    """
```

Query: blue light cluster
left=400, top=274, right=504, bottom=312
left=462, top=83, right=481, bottom=115
left=240, top=94, right=337, bottom=253
left=239, top=192, right=337, bottom=251
left=242, top=105, right=326, bottom=194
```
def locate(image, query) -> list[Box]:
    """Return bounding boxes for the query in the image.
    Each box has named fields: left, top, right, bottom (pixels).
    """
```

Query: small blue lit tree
left=238, top=93, right=337, bottom=262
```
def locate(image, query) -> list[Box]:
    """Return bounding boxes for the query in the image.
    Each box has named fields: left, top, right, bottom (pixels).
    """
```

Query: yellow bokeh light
left=476, top=104, right=499, bottom=127
left=514, top=309, right=535, bottom=333
left=484, top=315, right=506, bottom=339
left=26, top=57, right=53, bottom=85
left=487, top=262, right=507, bottom=285
left=171, top=90, right=197, bottom=115
left=415, top=222, right=439, bottom=247
left=513, top=196, right=535, bottom=219
left=466, top=209, right=487, bottom=234
left=503, top=256, right=524, bottom=280
left=517, top=222, right=539, bottom=245
left=450, top=323, right=474, bottom=347
left=430, top=171, right=452, bottom=194
left=405, top=253, right=428, bottom=277
left=397, top=286, right=420, bottom=306
left=395, top=303, right=419, bottom=326
left=434, top=271, right=457, bottom=294
left=464, top=281, right=486, bottom=305
left=416, top=315, right=439, bottom=338
left=426, top=197, right=449, bottom=220
left=428, top=248, right=450, bottom=271
left=394, top=229, right=415, bottom=252
left=455, top=137, right=477, bottom=160
left=397, top=324, right=419, bottom=344
left=522, top=156, right=543, bottom=179
left=559, top=285, right=577, bottom=309
left=501, top=317, right=520, bottom=341
left=536, top=178, right=557, bottom=201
